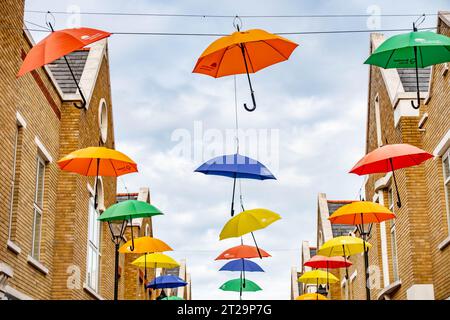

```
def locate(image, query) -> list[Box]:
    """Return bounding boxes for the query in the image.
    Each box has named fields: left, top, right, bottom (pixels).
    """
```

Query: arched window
left=98, top=99, right=108, bottom=144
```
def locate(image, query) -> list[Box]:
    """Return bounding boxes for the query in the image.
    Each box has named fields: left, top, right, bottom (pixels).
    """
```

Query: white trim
left=6, top=240, right=21, bottom=255
left=418, top=113, right=429, bottom=129
left=16, top=111, right=27, bottom=128
left=380, top=220, right=390, bottom=287
left=4, top=285, right=33, bottom=300
left=79, top=39, right=108, bottom=110
left=350, top=270, right=357, bottom=281
left=27, top=255, right=49, bottom=275
left=406, top=284, right=435, bottom=300
left=442, top=62, right=449, bottom=76
left=433, top=129, right=450, bottom=157
left=374, top=172, right=392, bottom=192
left=0, top=262, right=14, bottom=278
left=98, top=98, right=108, bottom=143
left=34, top=136, right=53, bottom=163
left=438, top=235, right=450, bottom=251
left=377, top=280, right=402, bottom=300
left=87, top=182, right=95, bottom=196
left=83, top=283, right=104, bottom=300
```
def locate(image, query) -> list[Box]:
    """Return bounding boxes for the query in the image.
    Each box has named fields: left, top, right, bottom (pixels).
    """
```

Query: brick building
left=0, top=0, right=118, bottom=300
left=294, top=12, right=450, bottom=300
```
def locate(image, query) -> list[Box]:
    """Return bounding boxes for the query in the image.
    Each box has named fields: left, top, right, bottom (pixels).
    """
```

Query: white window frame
left=31, top=155, right=45, bottom=260
left=86, top=179, right=103, bottom=293
left=388, top=187, right=399, bottom=282
left=374, top=94, right=383, bottom=147
left=98, top=98, right=108, bottom=144
left=443, top=148, right=450, bottom=234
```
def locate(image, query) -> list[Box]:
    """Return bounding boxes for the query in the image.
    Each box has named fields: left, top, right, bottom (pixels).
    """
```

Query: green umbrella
left=364, top=23, right=450, bottom=109
left=219, top=278, right=262, bottom=300
left=162, top=296, right=184, bottom=300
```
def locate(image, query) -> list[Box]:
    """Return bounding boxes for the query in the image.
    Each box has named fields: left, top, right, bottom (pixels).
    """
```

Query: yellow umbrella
left=119, top=236, right=173, bottom=254
left=317, top=236, right=371, bottom=257
left=298, top=270, right=338, bottom=285
left=219, top=208, right=281, bottom=240
left=295, top=293, right=328, bottom=300
left=132, top=253, right=179, bottom=269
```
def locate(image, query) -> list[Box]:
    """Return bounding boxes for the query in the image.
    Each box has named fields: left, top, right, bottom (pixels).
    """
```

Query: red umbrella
left=350, top=143, right=433, bottom=207
left=304, top=255, right=352, bottom=291
left=215, top=244, right=270, bottom=260
left=18, top=25, right=111, bottom=108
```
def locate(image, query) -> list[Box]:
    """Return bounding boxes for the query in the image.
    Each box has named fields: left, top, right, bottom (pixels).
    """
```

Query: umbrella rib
left=112, top=159, right=119, bottom=177
left=216, top=46, right=231, bottom=78
left=86, top=157, right=94, bottom=176
left=384, top=49, right=396, bottom=69
left=262, top=40, right=289, bottom=60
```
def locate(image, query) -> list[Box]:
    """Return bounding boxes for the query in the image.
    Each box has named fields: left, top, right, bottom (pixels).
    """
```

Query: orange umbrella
left=350, top=143, right=432, bottom=207
left=18, top=25, right=111, bottom=108
left=58, top=146, right=137, bottom=208
left=215, top=244, right=271, bottom=260
left=193, top=24, right=298, bottom=111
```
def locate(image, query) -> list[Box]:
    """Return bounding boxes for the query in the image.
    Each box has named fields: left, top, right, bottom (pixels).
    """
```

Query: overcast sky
left=25, top=0, right=447, bottom=300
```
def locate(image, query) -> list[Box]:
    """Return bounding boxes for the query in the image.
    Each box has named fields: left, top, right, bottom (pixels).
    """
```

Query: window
left=388, top=187, right=399, bottom=282
left=443, top=149, right=450, bottom=232
left=374, top=94, right=383, bottom=147
left=8, top=125, right=23, bottom=241
left=86, top=197, right=101, bottom=292
left=31, top=156, right=45, bottom=259
left=99, top=99, right=108, bottom=144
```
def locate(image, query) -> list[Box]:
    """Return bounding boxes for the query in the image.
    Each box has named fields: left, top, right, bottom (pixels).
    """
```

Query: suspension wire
left=8, top=25, right=436, bottom=36
left=24, top=9, right=438, bottom=19
left=24, top=19, right=50, bottom=31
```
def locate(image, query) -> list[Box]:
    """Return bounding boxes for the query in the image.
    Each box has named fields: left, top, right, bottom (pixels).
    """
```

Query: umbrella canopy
left=219, top=208, right=281, bottom=240
left=215, top=244, right=271, bottom=260
left=162, top=296, right=184, bottom=300
left=219, top=259, right=264, bottom=272
left=295, top=293, right=328, bottom=300
left=298, top=270, right=338, bottom=285
left=193, top=28, right=298, bottom=78
left=58, top=146, right=137, bottom=177
left=350, top=144, right=433, bottom=175
left=328, top=201, right=395, bottom=225
left=317, top=236, right=372, bottom=257
left=146, top=275, right=187, bottom=289
left=131, top=253, right=179, bottom=269
left=304, top=255, right=352, bottom=269
left=195, top=154, right=276, bottom=180
left=219, top=278, right=262, bottom=292
left=364, top=31, right=450, bottom=69
left=350, top=143, right=432, bottom=208
left=17, top=27, right=111, bottom=77
left=98, top=200, right=163, bottom=222
left=119, top=236, right=172, bottom=254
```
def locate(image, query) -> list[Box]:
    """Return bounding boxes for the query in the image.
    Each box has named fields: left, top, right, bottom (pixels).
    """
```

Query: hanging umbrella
left=58, top=146, right=138, bottom=209
left=119, top=236, right=173, bottom=254
left=304, top=255, right=352, bottom=291
left=131, top=253, right=179, bottom=269
left=146, top=275, right=188, bottom=289
left=195, top=153, right=275, bottom=217
left=162, top=296, right=184, bottom=300
left=317, top=236, right=371, bottom=288
left=215, top=244, right=271, bottom=260
left=219, top=208, right=280, bottom=259
left=298, top=270, right=338, bottom=285
left=219, top=259, right=264, bottom=272
left=328, top=201, right=395, bottom=300
left=18, top=26, right=111, bottom=108
left=219, top=278, right=262, bottom=300
left=350, top=143, right=432, bottom=207
left=193, top=23, right=298, bottom=111
left=295, top=293, right=328, bottom=300
left=364, top=23, right=450, bottom=109
left=219, top=208, right=281, bottom=240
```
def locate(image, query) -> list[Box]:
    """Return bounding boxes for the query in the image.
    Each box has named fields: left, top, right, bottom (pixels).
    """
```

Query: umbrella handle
left=410, top=45, right=421, bottom=110
left=243, top=92, right=256, bottom=112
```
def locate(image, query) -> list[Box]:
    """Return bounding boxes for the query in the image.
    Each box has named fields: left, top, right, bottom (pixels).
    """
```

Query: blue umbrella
left=145, top=275, right=188, bottom=289
left=195, top=153, right=276, bottom=217
left=219, top=259, right=264, bottom=272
